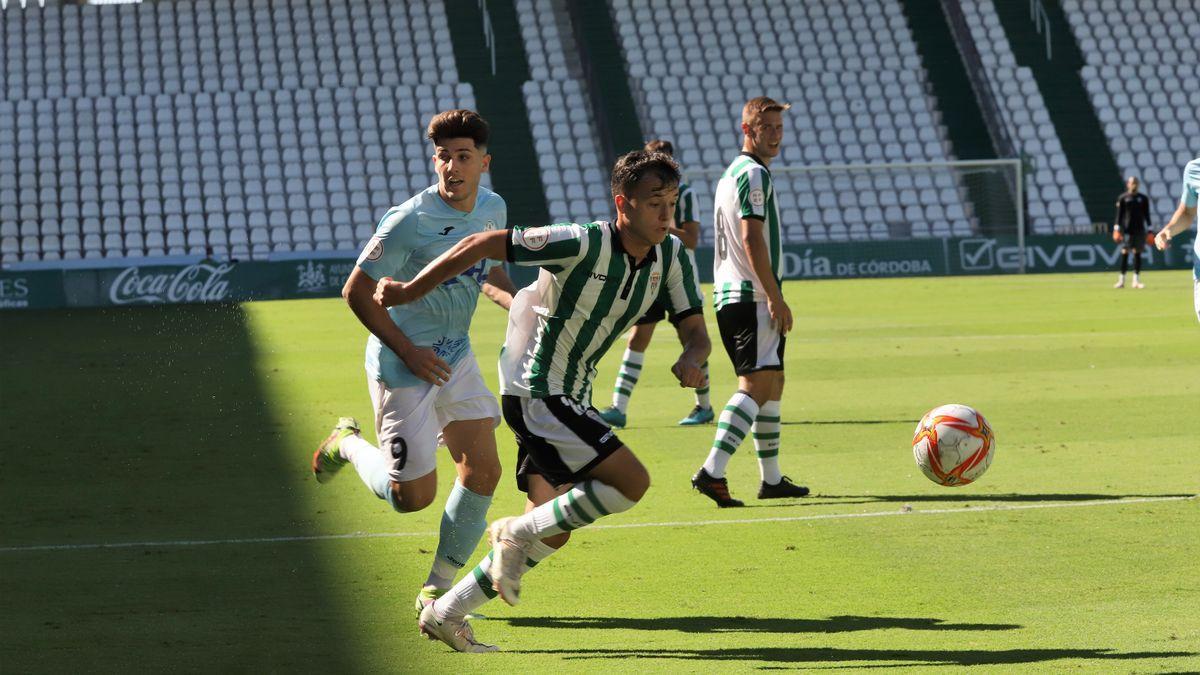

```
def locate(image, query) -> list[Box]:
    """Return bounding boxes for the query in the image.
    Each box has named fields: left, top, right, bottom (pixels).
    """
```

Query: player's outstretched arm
left=482, top=265, right=518, bottom=311
left=342, top=268, right=452, bottom=384
left=740, top=217, right=792, bottom=334
left=670, top=313, right=711, bottom=389
left=1154, top=203, right=1197, bottom=251
left=374, top=230, right=509, bottom=307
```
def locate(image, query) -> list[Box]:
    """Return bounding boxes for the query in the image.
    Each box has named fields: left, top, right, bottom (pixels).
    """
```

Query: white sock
left=507, top=480, right=637, bottom=541
left=339, top=434, right=392, bottom=500
left=753, top=400, right=782, bottom=484
left=702, top=391, right=759, bottom=479
left=434, top=540, right=559, bottom=621
left=611, top=348, right=644, bottom=414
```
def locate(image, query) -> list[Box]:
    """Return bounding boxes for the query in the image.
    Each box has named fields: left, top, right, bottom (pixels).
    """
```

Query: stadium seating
left=0, top=0, right=476, bottom=263
left=1061, top=0, right=1198, bottom=225
left=516, top=0, right=614, bottom=225
left=609, top=0, right=978, bottom=243
left=959, top=0, right=1092, bottom=234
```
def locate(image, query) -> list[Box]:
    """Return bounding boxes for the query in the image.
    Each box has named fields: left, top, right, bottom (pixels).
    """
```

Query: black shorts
left=1121, top=229, right=1146, bottom=249
left=502, top=394, right=624, bottom=493
left=716, top=301, right=786, bottom=375
left=635, top=299, right=668, bottom=325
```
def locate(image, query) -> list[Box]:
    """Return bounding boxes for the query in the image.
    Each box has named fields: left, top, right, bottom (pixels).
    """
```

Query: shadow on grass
left=500, top=615, right=1020, bottom=634
left=512, top=646, right=1198, bottom=667
left=814, top=493, right=1196, bottom=503
left=781, top=419, right=914, bottom=426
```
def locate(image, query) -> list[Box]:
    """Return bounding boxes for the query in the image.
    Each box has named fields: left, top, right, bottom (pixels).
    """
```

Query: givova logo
left=959, top=238, right=1141, bottom=272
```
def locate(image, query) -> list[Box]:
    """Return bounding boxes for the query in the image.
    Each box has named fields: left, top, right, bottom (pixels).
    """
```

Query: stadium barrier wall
left=1, top=233, right=1194, bottom=310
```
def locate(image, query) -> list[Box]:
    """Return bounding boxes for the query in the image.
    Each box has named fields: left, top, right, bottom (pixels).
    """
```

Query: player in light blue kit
left=1154, top=157, right=1200, bottom=323
left=311, top=110, right=517, bottom=647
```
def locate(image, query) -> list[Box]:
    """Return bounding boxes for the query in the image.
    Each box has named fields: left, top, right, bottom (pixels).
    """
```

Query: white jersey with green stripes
left=712, top=152, right=782, bottom=310
left=499, top=221, right=705, bottom=403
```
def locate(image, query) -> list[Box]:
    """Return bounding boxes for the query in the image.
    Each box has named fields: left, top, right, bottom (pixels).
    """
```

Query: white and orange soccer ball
left=912, top=404, right=995, bottom=486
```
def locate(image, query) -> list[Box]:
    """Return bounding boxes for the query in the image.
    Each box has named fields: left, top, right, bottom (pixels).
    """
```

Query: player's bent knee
left=542, top=532, right=570, bottom=549
left=388, top=481, right=437, bottom=513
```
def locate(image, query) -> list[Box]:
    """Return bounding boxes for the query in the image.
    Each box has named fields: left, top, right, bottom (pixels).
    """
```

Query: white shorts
left=1194, top=278, right=1199, bottom=324
left=501, top=395, right=625, bottom=492
left=368, top=350, right=500, bottom=483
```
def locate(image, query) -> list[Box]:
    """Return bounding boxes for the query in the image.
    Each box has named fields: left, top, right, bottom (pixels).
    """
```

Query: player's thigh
left=369, top=377, right=442, bottom=487
left=585, top=446, right=650, bottom=502
left=434, top=352, right=502, bottom=482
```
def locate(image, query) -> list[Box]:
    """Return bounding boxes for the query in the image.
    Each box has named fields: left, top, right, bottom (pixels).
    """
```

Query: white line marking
left=1, top=495, right=1192, bottom=554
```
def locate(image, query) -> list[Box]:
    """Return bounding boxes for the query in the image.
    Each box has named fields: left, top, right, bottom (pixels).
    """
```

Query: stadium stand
left=959, top=0, right=1091, bottom=234
left=0, top=1, right=477, bottom=263
left=1061, top=0, right=1199, bottom=226
left=610, top=0, right=979, bottom=243
left=515, top=0, right=613, bottom=226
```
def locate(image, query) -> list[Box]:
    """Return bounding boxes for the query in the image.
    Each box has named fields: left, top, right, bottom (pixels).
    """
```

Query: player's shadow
left=500, top=615, right=1020, bottom=634
left=815, top=493, right=1195, bottom=504
left=781, top=419, right=914, bottom=425
left=512, top=645, right=1199, bottom=668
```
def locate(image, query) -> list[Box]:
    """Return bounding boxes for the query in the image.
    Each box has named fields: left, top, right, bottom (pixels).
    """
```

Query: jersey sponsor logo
left=589, top=271, right=608, bottom=282
left=361, top=237, right=384, bottom=262
left=520, top=226, right=551, bottom=251
left=749, top=188, right=765, bottom=207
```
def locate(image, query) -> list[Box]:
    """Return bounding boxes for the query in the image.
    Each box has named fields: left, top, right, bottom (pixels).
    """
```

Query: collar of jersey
left=739, top=151, right=770, bottom=173
left=428, top=185, right=481, bottom=218
left=608, top=221, right=659, bottom=269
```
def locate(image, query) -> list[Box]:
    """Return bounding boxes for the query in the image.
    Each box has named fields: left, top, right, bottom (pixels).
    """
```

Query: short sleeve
left=663, top=238, right=704, bottom=324
left=1182, top=163, right=1199, bottom=208
left=506, top=223, right=590, bottom=267
left=677, top=186, right=700, bottom=224
left=735, top=166, right=770, bottom=221
left=357, top=206, right=419, bottom=280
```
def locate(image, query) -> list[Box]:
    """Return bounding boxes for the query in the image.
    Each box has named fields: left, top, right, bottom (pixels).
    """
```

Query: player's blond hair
left=742, top=96, right=791, bottom=126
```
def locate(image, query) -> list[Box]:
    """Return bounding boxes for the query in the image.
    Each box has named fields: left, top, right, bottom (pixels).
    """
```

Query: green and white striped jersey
left=676, top=181, right=700, bottom=235
left=712, top=153, right=782, bottom=309
left=499, top=221, right=705, bottom=403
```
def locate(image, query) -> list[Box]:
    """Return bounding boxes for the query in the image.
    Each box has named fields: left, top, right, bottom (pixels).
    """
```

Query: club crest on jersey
left=360, top=237, right=384, bottom=263
left=749, top=188, right=765, bottom=207
left=484, top=220, right=497, bottom=231
left=520, top=226, right=551, bottom=251
left=649, top=270, right=661, bottom=293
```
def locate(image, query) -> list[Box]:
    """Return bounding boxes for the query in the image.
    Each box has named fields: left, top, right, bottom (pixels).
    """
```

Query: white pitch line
left=1, top=495, right=1193, bottom=554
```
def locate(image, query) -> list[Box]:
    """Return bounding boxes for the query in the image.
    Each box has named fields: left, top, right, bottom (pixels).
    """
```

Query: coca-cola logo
left=109, top=263, right=235, bottom=305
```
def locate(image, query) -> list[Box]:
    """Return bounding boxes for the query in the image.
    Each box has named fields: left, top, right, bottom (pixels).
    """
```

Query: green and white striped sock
left=508, top=480, right=637, bottom=540
left=754, top=400, right=782, bottom=484
left=434, top=539, right=558, bottom=621
left=694, top=361, right=711, bottom=408
left=611, top=348, right=644, bottom=413
left=702, top=391, right=759, bottom=478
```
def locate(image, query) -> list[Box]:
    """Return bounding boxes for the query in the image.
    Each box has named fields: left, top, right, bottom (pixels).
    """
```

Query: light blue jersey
left=1181, top=158, right=1200, bottom=278
left=357, top=185, right=505, bottom=388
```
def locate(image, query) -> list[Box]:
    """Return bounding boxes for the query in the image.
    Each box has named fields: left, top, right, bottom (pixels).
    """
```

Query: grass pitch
left=2, top=271, right=1198, bottom=673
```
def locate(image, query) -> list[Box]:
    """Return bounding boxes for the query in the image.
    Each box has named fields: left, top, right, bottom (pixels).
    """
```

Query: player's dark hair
left=643, top=139, right=674, bottom=157
left=610, top=150, right=680, bottom=197
left=427, top=109, right=490, bottom=150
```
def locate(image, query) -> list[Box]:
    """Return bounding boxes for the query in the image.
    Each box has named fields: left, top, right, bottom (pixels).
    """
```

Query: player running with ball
left=375, top=150, right=711, bottom=652
left=310, top=110, right=517, bottom=633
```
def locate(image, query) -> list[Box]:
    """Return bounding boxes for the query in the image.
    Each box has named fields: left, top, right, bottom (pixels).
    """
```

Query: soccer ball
left=912, top=404, right=995, bottom=486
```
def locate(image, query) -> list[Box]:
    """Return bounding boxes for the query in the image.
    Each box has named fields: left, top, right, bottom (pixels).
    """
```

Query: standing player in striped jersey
left=374, top=151, right=710, bottom=651
left=598, top=139, right=715, bottom=428
left=691, top=96, right=810, bottom=508
left=309, top=110, right=518, bottom=640
left=1153, top=157, right=1200, bottom=323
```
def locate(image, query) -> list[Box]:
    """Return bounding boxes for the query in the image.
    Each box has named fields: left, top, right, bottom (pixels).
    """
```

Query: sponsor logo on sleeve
left=359, top=237, right=384, bottom=263
left=520, top=226, right=551, bottom=251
